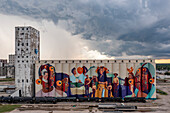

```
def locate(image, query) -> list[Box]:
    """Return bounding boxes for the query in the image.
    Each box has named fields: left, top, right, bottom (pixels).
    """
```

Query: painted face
left=128, top=73, right=133, bottom=79
left=135, top=69, right=141, bottom=90
left=40, top=65, right=55, bottom=92
left=62, top=78, right=69, bottom=92
left=135, top=67, right=151, bottom=92
left=49, top=67, right=55, bottom=87
left=56, top=78, right=69, bottom=92
left=99, top=68, right=104, bottom=75
left=84, top=69, right=87, bottom=73
left=40, top=68, right=49, bottom=90
left=141, top=68, right=149, bottom=91
left=73, top=69, right=76, bottom=75
left=42, top=72, right=48, bottom=83
left=114, top=73, right=118, bottom=77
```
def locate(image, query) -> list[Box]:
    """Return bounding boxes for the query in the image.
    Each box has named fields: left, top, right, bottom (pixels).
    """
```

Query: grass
left=0, top=78, right=14, bottom=82
left=0, top=104, right=21, bottom=113
left=156, top=89, right=168, bottom=95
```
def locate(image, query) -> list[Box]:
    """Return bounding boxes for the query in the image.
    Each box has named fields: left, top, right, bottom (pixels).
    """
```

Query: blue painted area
left=146, top=84, right=156, bottom=99
left=35, top=49, right=38, bottom=54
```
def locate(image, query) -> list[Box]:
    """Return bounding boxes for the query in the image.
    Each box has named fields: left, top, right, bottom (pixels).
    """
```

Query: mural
left=35, top=63, right=155, bottom=99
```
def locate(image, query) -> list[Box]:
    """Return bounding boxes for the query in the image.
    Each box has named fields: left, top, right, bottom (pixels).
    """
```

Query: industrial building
left=14, top=26, right=40, bottom=96
left=10, top=26, right=156, bottom=100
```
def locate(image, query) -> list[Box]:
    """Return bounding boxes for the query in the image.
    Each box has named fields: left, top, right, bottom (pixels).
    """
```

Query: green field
left=156, top=89, right=168, bottom=95
left=0, top=78, right=14, bottom=82
left=0, top=104, right=21, bottom=113
left=156, top=64, right=170, bottom=71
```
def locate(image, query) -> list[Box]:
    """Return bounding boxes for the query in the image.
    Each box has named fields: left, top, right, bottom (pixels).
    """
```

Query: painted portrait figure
left=97, top=66, right=108, bottom=98
left=54, top=73, right=70, bottom=97
left=36, top=64, right=55, bottom=97
left=113, top=73, right=119, bottom=97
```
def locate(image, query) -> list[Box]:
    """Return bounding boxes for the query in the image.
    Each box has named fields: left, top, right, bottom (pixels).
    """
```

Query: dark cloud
left=0, top=0, right=170, bottom=58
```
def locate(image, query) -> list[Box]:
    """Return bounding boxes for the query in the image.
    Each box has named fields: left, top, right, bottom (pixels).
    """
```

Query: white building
left=15, top=26, right=40, bottom=96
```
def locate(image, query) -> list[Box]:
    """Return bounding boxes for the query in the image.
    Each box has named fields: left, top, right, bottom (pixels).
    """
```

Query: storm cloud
left=0, top=0, right=170, bottom=58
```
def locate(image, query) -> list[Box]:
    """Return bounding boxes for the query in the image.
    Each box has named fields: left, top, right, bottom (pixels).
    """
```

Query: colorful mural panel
left=35, top=62, right=156, bottom=99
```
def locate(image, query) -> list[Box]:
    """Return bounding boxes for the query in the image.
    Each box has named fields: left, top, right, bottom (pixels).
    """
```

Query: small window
left=22, top=61, right=24, bottom=63
left=22, top=79, right=24, bottom=82
left=26, top=28, right=29, bottom=30
left=122, top=60, right=124, bottom=63
left=107, top=60, right=109, bottom=63
left=52, top=61, right=54, bottom=63
left=79, top=60, right=81, bottom=63
left=18, top=43, right=20, bottom=46
left=59, top=60, right=60, bottom=63
left=115, top=60, right=116, bottom=63
left=26, top=56, right=28, bottom=58
left=72, top=61, right=74, bottom=63
left=86, top=60, right=88, bottom=63
left=18, top=56, right=20, bottom=58
left=22, top=43, right=24, bottom=46
left=101, top=60, right=102, bottom=63
left=93, top=60, right=95, bottom=63
left=143, top=60, right=145, bottom=62
left=26, top=48, right=28, bottom=51
left=22, top=28, right=24, bottom=30
left=150, top=60, right=152, bottom=62
left=26, top=61, right=28, bottom=63
left=18, top=28, right=20, bottom=30
left=136, top=60, right=138, bottom=62
left=21, top=33, right=24, bottom=35
left=18, top=60, right=20, bottom=63
left=18, top=48, right=20, bottom=51
left=26, top=43, right=28, bottom=46
left=18, top=79, right=20, bottom=83
left=26, top=79, right=28, bottom=83
left=65, top=61, right=67, bottom=63
left=129, top=60, right=131, bottom=62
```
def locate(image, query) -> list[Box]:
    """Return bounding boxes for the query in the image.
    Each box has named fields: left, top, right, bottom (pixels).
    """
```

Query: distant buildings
left=15, top=26, right=40, bottom=96
left=9, top=54, right=15, bottom=65
left=0, top=55, right=15, bottom=78
left=0, top=59, right=7, bottom=64
left=7, top=54, right=15, bottom=78
left=0, top=59, right=7, bottom=77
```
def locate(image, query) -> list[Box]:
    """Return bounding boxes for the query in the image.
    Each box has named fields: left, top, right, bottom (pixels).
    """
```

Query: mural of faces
left=37, top=65, right=55, bottom=93
left=36, top=63, right=155, bottom=99
left=135, top=67, right=152, bottom=92
left=55, top=78, right=69, bottom=92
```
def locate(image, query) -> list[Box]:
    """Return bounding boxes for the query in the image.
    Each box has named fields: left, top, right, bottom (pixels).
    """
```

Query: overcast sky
left=0, top=0, right=170, bottom=60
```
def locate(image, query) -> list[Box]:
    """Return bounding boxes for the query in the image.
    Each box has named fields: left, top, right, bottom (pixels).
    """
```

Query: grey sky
left=0, top=0, right=170, bottom=59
